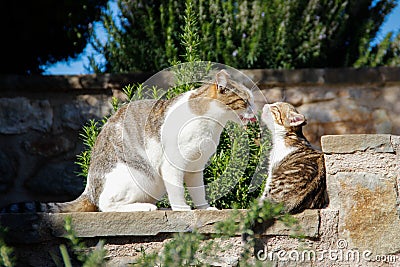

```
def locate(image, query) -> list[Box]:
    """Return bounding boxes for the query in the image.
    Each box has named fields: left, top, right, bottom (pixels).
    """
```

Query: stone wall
left=243, top=67, right=400, bottom=147
left=0, top=67, right=399, bottom=208
left=0, top=73, right=150, bottom=205
left=0, top=134, right=399, bottom=266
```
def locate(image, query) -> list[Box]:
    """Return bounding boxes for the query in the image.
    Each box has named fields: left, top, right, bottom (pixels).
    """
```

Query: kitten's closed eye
left=263, top=102, right=306, bottom=128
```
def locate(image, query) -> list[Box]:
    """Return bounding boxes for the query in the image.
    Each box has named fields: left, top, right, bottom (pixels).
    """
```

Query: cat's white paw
left=131, top=203, right=157, bottom=211
left=171, top=205, right=192, bottom=211
left=146, top=204, right=158, bottom=211
left=196, top=204, right=218, bottom=210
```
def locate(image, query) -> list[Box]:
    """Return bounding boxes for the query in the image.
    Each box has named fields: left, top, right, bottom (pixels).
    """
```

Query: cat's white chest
left=263, top=136, right=296, bottom=198
left=269, top=140, right=295, bottom=170
left=161, top=94, right=223, bottom=171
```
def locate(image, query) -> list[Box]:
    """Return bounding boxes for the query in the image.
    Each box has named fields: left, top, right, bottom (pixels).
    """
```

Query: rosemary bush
left=89, top=0, right=399, bottom=73
left=0, top=227, right=14, bottom=267
left=133, top=199, right=298, bottom=266
left=59, top=216, right=106, bottom=267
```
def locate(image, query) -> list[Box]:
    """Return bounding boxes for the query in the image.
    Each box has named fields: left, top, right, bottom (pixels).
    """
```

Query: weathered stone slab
left=321, top=134, right=394, bottom=154
left=324, top=152, right=397, bottom=176
left=323, top=134, right=400, bottom=255
left=0, top=209, right=320, bottom=244
left=391, top=135, right=400, bottom=153
left=327, top=172, right=400, bottom=255
left=390, top=135, right=400, bottom=214
left=264, top=209, right=320, bottom=238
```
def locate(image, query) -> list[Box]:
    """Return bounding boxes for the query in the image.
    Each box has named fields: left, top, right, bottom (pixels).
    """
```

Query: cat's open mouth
left=239, top=114, right=257, bottom=124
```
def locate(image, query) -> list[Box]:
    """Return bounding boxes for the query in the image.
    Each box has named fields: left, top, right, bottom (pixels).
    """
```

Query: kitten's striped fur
left=260, top=102, right=328, bottom=214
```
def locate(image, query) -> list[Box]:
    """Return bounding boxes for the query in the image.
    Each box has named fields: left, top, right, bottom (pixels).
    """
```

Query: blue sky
left=44, top=3, right=400, bottom=75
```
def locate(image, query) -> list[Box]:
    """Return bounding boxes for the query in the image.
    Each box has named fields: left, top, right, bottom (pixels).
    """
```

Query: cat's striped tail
left=0, top=195, right=98, bottom=213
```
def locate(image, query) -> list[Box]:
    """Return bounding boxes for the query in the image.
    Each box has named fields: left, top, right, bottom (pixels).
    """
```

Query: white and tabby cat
left=259, top=102, right=328, bottom=214
left=2, top=70, right=256, bottom=213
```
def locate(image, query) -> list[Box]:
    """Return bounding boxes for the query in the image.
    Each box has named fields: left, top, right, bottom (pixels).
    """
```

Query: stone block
left=0, top=97, right=53, bottom=134
left=25, top=162, right=84, bottom=196
left=323, top=134, right=400, bottom=255
left=379, top=66, right=400, bottom=82
left=326, top=172, right=400, bottom=255
left=23, top=135, right=74, bottom=157
left=50, top=210, right=320, bottom=238
left=264, top=209, right=320, bottom=238
left=0, top=210, right=321, bottom=244
left=391, top=135, right=400, bottom=154
left=323, top=68, right=381, bottom=84
left=324, top=152, right=397, bottom=177
left=321, top=134, right=394, bottom=154
left=0, top=150, right=16, bottom=192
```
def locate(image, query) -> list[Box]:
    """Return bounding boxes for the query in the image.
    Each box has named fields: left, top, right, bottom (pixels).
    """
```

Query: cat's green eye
left=218, top=84, right=227, bottom=93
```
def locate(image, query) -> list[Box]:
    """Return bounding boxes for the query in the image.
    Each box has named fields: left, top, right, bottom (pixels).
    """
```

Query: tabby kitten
left=2, top=70, right=256, bottom=213
left=259, top=102, right=328, bottom=214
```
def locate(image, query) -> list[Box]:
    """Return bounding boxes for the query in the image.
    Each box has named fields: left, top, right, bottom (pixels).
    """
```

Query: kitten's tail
left=0, top=195, right=98, bottom=213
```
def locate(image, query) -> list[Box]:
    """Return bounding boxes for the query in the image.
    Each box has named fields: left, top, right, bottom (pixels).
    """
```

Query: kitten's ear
left=215, top=70, right=230, bottom=92
left=288, top=112, right=306, bottom=127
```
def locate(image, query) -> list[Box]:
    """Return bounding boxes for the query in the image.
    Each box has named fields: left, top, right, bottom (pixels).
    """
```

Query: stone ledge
left=243, top=67, right=400, bottom=86
left=0, top=73, right=154, bottom=92
left=1, top=67, right=399, bottom=92
left=0, top=209, right=320, bottom=244
left=321, top=134, right=395, bottom=154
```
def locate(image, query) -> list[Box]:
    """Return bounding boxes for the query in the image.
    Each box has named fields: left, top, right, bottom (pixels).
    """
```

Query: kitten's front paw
left=206, top=207, right=218, bottom=211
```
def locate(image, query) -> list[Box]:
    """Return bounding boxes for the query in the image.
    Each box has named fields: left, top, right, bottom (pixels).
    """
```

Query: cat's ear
left=215, top=70, right=230, bottom=92
left=288, top=112, right=306, bottom=126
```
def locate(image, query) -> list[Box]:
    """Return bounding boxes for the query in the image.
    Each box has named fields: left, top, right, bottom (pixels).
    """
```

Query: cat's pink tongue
left=240, top=115, right=257, bottom=123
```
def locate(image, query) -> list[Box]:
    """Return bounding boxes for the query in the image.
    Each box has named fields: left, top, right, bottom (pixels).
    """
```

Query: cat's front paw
left=196, top=204, right=218, bottom=210
left=146, top=204, right=158, bottom=211
left=171, top=204, right=192, bottom=211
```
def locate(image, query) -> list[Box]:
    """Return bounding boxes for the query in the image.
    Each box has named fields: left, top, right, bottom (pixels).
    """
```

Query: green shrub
left=205, top=121, right=270, bottom=209
left=0, top=227, right=14, bottom=267
left=59, top=216, right=106, bottom=267
left=89, top=0, right=398, bottom=73
left=134, top=199, right=298, bottom=266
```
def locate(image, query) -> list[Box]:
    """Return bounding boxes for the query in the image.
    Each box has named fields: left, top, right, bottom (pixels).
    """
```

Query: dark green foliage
left=0, top=1, right=108, bottom=74
left=355, top=31, right=400, bottom=67
left=75, top=119, right=104, bottom=178
left=134, top=199, right=298, bottom=266
left=205, top=121, right=271, bottom=209
left=0, top=227, right=14, bottom=267
left=89, top=0, right=398, bottom=73
left=61, top=216, right=106, bottom=267
left=215, top=199, right=298, bottom=239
